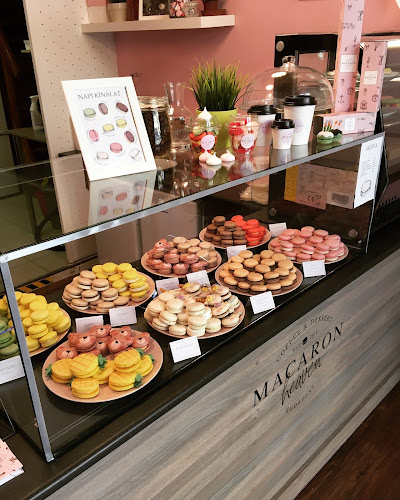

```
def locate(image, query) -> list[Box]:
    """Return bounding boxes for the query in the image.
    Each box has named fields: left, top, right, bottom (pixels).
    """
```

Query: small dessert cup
left=228, top=114, right=260, bottom=154
left=189, top=118, right=220, bottom=158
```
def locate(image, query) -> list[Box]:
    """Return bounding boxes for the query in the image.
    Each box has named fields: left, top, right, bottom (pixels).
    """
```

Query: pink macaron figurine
left=173, top=263, right=189, bottom=275
left=158, top=262, right=172, bottom=275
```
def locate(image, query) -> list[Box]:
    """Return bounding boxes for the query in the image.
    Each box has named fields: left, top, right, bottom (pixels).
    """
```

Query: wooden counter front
left=48, top=248, right=400, bottom=500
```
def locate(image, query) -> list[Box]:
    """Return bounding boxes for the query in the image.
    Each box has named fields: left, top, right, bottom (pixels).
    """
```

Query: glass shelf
left=0, top=131, right=382, bottom=262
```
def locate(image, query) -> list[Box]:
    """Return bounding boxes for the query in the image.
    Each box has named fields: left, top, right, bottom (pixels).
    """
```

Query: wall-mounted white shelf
left=81, top=15, right=235, bottom=33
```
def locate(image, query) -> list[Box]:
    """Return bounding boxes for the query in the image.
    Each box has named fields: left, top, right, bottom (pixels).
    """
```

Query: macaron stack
left=269, top=226, right=346, bottom=263
left=46, top=347, right=155, bottom=398
left=218, top=249, right=298, bottom=295
left=145, top=237, right=219, bottom=276
left=144, top=282, right=243, bottom=337
left=203, top=215, right=267, bottom=247
left=0, top=291, right=70, bottom=354
left=62, top=263, right=152, bottom=314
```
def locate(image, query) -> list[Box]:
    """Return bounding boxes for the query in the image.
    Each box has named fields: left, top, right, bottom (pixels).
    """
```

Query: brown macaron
left=250, top=284, right=267, bottom=293
left=77, top=277, right=93, bottom=290
left=243, top=258, right=258, bottom=271
left=224, top=276, right=238, bottom=288
left=233, top=230, right=246, bottom=238
left=264, top=271, right=280, bottom=284
left=204, top=232, right=214, bottom=242
left=221, top=240, right=234, bottom=247
left=224, top=221, right=236, bottom=231
left=233, top=268, right=249, bottom=279
left=276, top=268, right=290, bottom=277
left=234, top=239, right=248, bottom=246
left=260, top=258, right=276, bottom=268
left=114, top=296, right=130, bottom=306
left=101, top=288, right=119, bottom=301
left=239, top=250, right=253, bottom=259
left=230, top=256, right=244, bottom=264
left=212, top=236, right=221, bottom=244
left=213, top=216, right=226, bottom=226
left=267, top=283, right=282, bottom=292
left=207, top=257, right=218, bottom=268
left=272, top=253, right=287, bottom=263
left=207, top=224, right=217, bottom=233
left=260, top=250, right=274, bottom=260
left=228, top=262, right=244, bottom=272
left=255, top=264, right=270, bottom=274
left=280, top=278, right=294, bottom=290
left=80, top=270, right=96, bottom=281
left=81, top=289, right=100, bottom=302
left=238, top=282, right=251, bottom=292
left=247, top=272, right=264, bottom=284
left=65, top=284, right=82, bottom=298
left=92, top=279, right=109, bottom=291
left=71, top=298, right=89, bottom=310
left=220, top=270, right=233, bottom=279
left=97, top=301, right=115, bottom=313
left=278, top=259, right=294, bottom=270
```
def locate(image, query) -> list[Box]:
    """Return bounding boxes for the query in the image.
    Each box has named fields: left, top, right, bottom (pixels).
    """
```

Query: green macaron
left=0, top=331, right=12, bottom=348
left=0, top=319, right=7, bottom=333
left=0, top=343, right=19, bottom=359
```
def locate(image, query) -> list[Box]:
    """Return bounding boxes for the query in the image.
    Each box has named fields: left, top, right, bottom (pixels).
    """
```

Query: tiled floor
left=0, top=193, right=68, bottom=288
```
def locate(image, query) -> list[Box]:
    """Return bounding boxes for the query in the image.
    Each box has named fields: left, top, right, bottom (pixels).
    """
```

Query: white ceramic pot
left=108, top=3, right=128, bottom=22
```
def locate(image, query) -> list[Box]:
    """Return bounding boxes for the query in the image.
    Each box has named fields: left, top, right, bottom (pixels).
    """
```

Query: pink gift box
left=357, top=40, right=388, bottom=113
left=314, top=111, right=377, bottom=135
left=333, top=0, right=365, bottom=113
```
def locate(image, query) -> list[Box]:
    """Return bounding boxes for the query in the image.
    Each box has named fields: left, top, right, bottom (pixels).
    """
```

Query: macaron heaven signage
left=253, top=316, right=343, bottom=413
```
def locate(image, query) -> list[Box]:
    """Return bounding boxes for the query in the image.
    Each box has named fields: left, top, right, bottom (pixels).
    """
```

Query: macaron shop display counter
left=0, top=130, right=399, bottom=500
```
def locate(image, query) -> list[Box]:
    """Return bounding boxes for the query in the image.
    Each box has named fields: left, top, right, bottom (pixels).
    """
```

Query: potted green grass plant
left=190, top=60, right=250, bottom=148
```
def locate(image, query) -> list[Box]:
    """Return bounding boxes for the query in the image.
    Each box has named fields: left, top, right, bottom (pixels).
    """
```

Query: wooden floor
left=296, top=382, right=400, bottom=500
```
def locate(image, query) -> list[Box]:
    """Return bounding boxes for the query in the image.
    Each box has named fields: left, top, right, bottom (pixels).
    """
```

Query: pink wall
left=115, top=0, right=400, bottom=111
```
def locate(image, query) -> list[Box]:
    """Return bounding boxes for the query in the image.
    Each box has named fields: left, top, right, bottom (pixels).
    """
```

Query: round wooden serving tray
left=149, top=301, right=245, bottom=340
left=199, top=224, right=271, bottom=250
left=30, top=309, right=71, bottom=357
left=42, top=337, right=163, bottom=403
left=141, top=252, right=222, bottom=279
left=268, top=240, right=349, bottom=265
left=63, top=272, right=155, bottom=315
left=215, top=265, right=303, bottom=297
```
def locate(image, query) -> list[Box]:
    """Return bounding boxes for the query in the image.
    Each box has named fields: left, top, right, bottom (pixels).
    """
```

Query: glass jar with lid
left=138, top=96, right=172, bottom=157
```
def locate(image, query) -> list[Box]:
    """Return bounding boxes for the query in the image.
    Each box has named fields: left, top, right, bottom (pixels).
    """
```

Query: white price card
left=109, top=306, right=137, bottom=327
left=269, top=222, right=287, bottom=237
left=156, top=277, right=179, bottom=295
left=75, top=315, right=104, bottom=333
left=353, top=136, right=384, bottom=208
left=227, top=245, right=247, bottom=259
left=0, top=356, right=24, bottom=385
left=302, top=260, right=326, bottom=278
left=186, top=270, right=210, bottom=286
left=250, top=291, right=276, bottom=314
left=170, top=337, right=201, bottom=363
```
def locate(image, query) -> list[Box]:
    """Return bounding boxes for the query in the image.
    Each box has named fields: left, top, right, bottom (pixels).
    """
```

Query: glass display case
left=0, top=128, right=385, bottom=462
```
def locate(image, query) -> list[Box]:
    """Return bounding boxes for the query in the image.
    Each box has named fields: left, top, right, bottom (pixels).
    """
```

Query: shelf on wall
left=81, top=15, right=235, bottom=33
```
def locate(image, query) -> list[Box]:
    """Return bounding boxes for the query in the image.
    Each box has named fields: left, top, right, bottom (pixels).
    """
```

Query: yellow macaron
left=39, top=330, right=58, bottom=348
left=28, top=324, right=49, bottom=339
left=96, top=272, right=109, bottom=280
left=71, top=378, right=100, bottom=399
left=47, top=302, right=60, bottom=312
left=109, top=371, right=138, bottom=391
left=102, top=262, right=117, bottom=276
left=19, top=293, right=37, bottom=308
left=108, top=274, right=122, bottom=283
left=92, top=265, right=103, bottom=274
left=52, top=315, right=71, bottom=333
left=70, top=354, right=99, bottom=378
left=117, top=263, right=132, bottom=274
left=26, top=336, right=40, bottom=352
left=50, top=359, right=73, bottom=384
left=112, top=280, right=128, bottom=292
left=93, top=360, right=115, bottom=384
left=30, top=309, right=50, bottom=325
left=122, top=270, right=138, bottom=283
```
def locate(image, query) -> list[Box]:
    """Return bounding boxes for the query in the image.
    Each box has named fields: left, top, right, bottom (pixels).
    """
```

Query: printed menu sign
left=354, top=136, right=384, bottom=208
left=170, top=337, right=201, bottom=363
left=109, top=306, right=137, bottom=327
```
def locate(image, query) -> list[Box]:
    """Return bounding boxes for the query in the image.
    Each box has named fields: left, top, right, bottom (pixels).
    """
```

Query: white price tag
left=0, top=356, right=24, bottom=385
left=302, top=260, right=326, bottom=278
left=109, top=306, right=137, bottom=327
left=186, top=270, right=210, bottom=286
left=170, top=337, right=201, bottom=363
left=75, top=315, right=104, bottom=333
left=227, top=245, right=247, bottom=259
left=156, top=277, right=179, bottom=295
left=250, top=292, right=275, bottom=314
left=269, top=222, right=287, bottom=237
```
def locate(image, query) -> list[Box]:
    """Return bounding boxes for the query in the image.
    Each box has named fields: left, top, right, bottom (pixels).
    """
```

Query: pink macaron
left=292, top=237, right=306, bottom=247
left=146, top=258, right=163, bottom=269
left=308, top=236, right=323, bottom=246
left=325, top=234, right=341, bottom=242
left=314, top=229, right=329, bottom=238
left=315, top=243, right=329, bottom=254
left=173, top=263, right=189, bottom=275
left=300, top=244, right=315, bottom=255
left=301, top=226, right=315, bottom=233
left=158, top=262, right=172, bottom=274
left=182, top=254, right=198, bottom=265
left=299, top=230, right=313, bottom=239
left=164, top=252, right=180, bottom=264
left=297, top=252, right=311, bottom=262
left=293, top=229, right=301, bottom=236
left=283, top=251, right=297, bottom=260
left=191, top=261, right=207, bottom=271
left=270, top=238, right=281, bottom=248
left=110, top=143, right=123, bottom=154
left=325, top=250, right=339, bottom=262
left=278, top=233, right=292, bottom=241
left=326, top=239, right=340, bottom=250
left=282, top=229, right=296, bottom=238
left=311, top=252, right=325, bottom=261
left=280, top=241, right=294, bottom=251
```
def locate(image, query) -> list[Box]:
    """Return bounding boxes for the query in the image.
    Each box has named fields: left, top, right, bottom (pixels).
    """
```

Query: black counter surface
left=2, top=219, right=400, bottom=500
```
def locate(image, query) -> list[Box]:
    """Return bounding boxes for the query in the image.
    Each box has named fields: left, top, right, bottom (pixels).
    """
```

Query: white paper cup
left=272, top=128, right=294, bottom=149
left=256, top=115, right=276, bottom=147
left=283, top=94, right=316, bottom=146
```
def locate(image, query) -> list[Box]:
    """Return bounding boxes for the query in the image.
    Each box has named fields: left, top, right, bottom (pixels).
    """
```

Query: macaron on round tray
left=214, top=249, right=303, bottom=297
left=30, top=310, right=71, bottom=357
left=267, top=226, right=349, bottom=265
left=62, top=263, right=155, bottom=315
left=144, top=283, right=245, bottom=339
left=42, top=326, right=163, bottom=403
left=141, top=237, right=222, bottom=279
left=199, top=215, right=271, bottom=250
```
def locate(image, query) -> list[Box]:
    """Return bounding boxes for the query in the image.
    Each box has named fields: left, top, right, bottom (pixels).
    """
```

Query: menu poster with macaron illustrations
left=62, top=77, right=156, bottom=181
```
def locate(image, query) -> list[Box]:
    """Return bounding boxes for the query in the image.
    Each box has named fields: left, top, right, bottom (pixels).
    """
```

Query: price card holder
left=0, top=357, right=24, bottom=385
left=227, top=245, right=247, bottom=259
left=186, top=270, right=210, bottom=286
left=302, top=260, right=326, bottom=278
left=170, top=337, right=201, bottom=363
left=250, top=292, right=276, bottom=314
left=75, top=315, right=104, bottom=333
left=109, top=306, right=137, bottom=327
left=156, top=278, right=179, bottom=295
left=269, top=222, right=287, bottom=237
